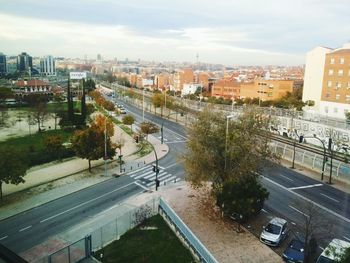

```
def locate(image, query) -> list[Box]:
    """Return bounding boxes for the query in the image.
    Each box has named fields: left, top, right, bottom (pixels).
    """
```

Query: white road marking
left=128, top=166, right=149, bottom=177
left=40, top=182, right=135, bottom=223
left=166, top=140, right=188, bottom=144
left=343, top=236, right=350, bottom=242
left=320, top=193, right=340, bottom=203
left=319, top=246, right=324, bottom=251
left=19, top=225, right=32, bottom=232
left=135, top=181, right=150, bottom=191
left=280, top=175, right=294, bottom=182
left=261, top=209, right=268, bottom=213
left=165, top=160, right=185, bottom=169
left=289, top=183, right=323, bottom=190
left=0, top=236, right=8, bottom=241
left=134, top=170, right=154, bottom=180
left=261, top=175, right=350, bottom=223
left=158, top=165, right=165, bottom=170
left=291, top=222, right=296, bottom=225
left=289, top=205, right=310, bottom=218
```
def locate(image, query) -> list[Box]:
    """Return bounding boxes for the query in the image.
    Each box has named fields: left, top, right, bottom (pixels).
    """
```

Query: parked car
left=316, top=239, right=350, bottom=263
left=260, top=217, right=288, bottom=246
left=120, top=109, right=127, bottom=114
left=282, top=238, right=305, bottom=263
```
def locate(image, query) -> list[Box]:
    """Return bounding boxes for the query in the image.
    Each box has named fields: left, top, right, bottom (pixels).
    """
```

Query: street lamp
left=142, top=88, right=145, bottom=121
left=104, top=114, right=108, bottom=177
left=225, top=114, right=235, bottom=171
left=148, top=141, right=160, bottom=191
left=312, top=134, right=327, bottom=182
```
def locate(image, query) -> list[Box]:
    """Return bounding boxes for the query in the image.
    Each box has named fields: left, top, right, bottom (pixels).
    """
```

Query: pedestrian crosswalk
left=128, top=164, right=180, bottom=188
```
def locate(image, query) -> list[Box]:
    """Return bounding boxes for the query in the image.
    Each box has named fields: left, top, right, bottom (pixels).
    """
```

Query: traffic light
left=299, top=135, right=304, bottom=143
left=152, top=165, right=156, bottom=172
left=135, top=135, right=139, bottom=143
left=328, top=138, right=332, bottom=151
left=156, top=179, right=160, bottom=188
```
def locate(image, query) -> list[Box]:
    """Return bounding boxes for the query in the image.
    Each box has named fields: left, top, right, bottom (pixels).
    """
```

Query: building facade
left=303, top=43, right=350, bottom=119
left=13, top=79, right=52, bottom=98
left=211, top=79, right=240, bottom=99
left=0, top=53, right=6, bottom=75
left=240, top=79, right=294, bottom=101
left=17, top=52, right=33, bottom=72
left=40, top=55, right=56, bottom=76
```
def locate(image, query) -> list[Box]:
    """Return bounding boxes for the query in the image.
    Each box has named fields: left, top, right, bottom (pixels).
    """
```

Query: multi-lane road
left=1, top=94, right=350, bottom=258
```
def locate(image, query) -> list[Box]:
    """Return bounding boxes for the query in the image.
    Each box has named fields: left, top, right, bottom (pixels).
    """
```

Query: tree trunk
left=54, top=115, right=57, bottom=130
left=0, top=182, right=2, bottom=200
left=37, top=118, right=40, bottom=132
left=88, top=159, right=92, bottom=172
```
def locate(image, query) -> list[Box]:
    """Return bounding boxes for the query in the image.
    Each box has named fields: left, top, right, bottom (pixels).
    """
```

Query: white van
left=316, top=239, right=350, bottom=263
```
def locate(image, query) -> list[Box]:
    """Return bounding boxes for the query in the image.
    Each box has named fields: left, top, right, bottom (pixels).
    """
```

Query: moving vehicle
left=260, top=217, right=288, bottom=246
left=316, top=239, right=350, bottom=263
left=282, top=238, right=305, bottom=263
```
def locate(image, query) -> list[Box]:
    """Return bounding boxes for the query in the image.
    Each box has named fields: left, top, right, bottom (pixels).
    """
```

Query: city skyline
left=0, top=0, right=349, bottom=66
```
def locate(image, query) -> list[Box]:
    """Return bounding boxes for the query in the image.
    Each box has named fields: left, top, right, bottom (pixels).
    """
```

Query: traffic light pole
left=148, top=140, right=160, bottom=191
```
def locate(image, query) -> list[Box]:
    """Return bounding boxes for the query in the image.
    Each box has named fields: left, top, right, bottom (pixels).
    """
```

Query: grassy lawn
left=0, top=129, right=75, bottom=166
left=94, top=215, right=195, bottom=263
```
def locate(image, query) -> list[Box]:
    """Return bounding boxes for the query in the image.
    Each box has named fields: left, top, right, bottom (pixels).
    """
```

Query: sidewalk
left=0, top=126, right=168, bottom=221
left=126, top=182, right=283, bottom=263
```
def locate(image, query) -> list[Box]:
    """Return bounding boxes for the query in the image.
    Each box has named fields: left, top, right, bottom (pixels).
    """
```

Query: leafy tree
left=122, top=114, right=135, bottom=132
left=44, top=135, right=64, bottom=161
left=0, top=147, right=28, bottom=200
left=23, top=94, right=49, bottom=132
left=139, top=121, right=159, bottom=140
left=52, top=94, right=65, bottom=130
left=81, top=79, right=86, bottom=124
left=216, top=177, right=269, bottom=222
left=102, top=100, right=115, bottom=111
left=151, top=93, right=164, bottom=116
left=85, top=79, right=96, bottom=92
left=67, top=78, right=74, bottom=123
left=72, top=115, right=117, bottom=171
left=184, top=106, right=278, bottom=219
left=0, top=87, right=13, bottom=102
left=339, top=247, right=350, bottom=263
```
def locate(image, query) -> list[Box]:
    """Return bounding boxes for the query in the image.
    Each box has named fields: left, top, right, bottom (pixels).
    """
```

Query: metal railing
left=159, top=198, right=218, bottom=263
left=272, top=142, right=350, bottom=183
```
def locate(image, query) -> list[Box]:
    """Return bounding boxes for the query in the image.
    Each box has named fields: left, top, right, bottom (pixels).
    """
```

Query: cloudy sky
left=0, top=0, right=349, bottom=65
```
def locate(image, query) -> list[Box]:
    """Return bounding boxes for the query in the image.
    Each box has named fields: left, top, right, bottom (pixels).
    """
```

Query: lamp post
left=148, top=141, right=159, bottom=191
left=142, top=89, right=145, bottom=121
left=225, top=115, right=235, bottom=171
left=104, top=114, right=108, bottom=177
left=312, top=134, right=327, bottom=182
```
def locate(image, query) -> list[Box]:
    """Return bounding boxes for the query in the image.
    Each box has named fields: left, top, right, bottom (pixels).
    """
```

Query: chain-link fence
left=271, top=142, right=350, bottom=183
left=90, top=197, right=159, bottom=251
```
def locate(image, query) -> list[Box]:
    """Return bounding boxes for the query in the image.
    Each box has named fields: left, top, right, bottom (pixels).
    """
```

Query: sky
left=0, top=0, right=349, bottom=66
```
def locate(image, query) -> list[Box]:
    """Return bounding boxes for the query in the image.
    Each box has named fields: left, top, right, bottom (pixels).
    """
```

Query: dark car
left=282, top=238, right=305, bottom=263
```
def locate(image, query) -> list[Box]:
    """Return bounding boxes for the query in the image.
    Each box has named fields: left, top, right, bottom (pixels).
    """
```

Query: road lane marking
left=289, top=183, right=323, bottom=190
left=166, top=140, right=189, bottom=144
left=280, top=175, right=294, bottom=182
left=288, top=205, right=310, bottom=218
left=40, top=182, right=136, bottom=223
left=164, top=160, right=184, bottom=170
left=19, top=225, right=32, bottom=232
left=261, top=175, right=350, bottom=224
left=320, top=193, right=340, bottom=203
left=291, top=222, right=296, bottom=225
left=319, top=246, right=324, bottom=251
left=343, top=236, right=350, bottom=242
left=0, top=235, right=8, bottom=241
left=135, top=181, right=150, bottom=191
left=261, top=209, right=268, bottom=213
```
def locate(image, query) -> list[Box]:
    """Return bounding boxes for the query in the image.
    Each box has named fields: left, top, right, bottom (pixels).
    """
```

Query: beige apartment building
left=240, top=79, right=294, bottom=101
left=173, top=68, right=195, bottom=91
left=303, top=43, right=350, bottom=119
left=320, top=48, right=350, bottom=116
left=155, top=72, right=172, bottom=90
left=211, top=79, right=240, bottom=99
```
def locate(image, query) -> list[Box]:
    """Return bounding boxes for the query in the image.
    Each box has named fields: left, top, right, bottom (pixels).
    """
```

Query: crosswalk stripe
left=144, top=171, right=167, bottom=180
left=133, top=170, right=154, bottom=180
left=163, top=175, right=176, bottom=183
left=146, top=175, right=177, bottom=187
left=129, top=166, right=150, bottom=177
left=158, top=173, right=173, bottom=181
left=145, top=171, right=169, bottom=181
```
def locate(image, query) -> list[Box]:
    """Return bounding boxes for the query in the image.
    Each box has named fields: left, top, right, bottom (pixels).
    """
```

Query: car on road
left=282, top=238, right=305, bottom=263
left=120, top=109, right=127, bottom=114
left=260, top=217, right=288, bottom=246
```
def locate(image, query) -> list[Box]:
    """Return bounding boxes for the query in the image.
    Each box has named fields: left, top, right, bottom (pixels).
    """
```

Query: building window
left=338, top=69, right=344, bottom=76
left=335, top=82, right=342, bottom=89
left=334, top=107, right=338, bottom=113
left=325, top=93, right=330, bottom=98
left=329, top=69, right=334, bottom=76
left=327, top=81, right=332, bottom=88
left=347, top=82, right=350, bottom=89
left=346, top=95, right=350, bottom=102
left=335, top=94, right=340, bottom=100
left=330, top=58, right=335, bottom=64
left=340, top=58, right=345, bottom=64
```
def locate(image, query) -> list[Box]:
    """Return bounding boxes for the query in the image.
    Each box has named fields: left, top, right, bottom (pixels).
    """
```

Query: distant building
left=240, top=79, right=294, bottom=101
left=17, top=52, right=33, bottom=72
left=97, top=54, right=102, bottom=61
left=0, top=53, right=7, bottom=75
left=40, top=55, right=56, bottom=76
left=211, top=79, right=240, bottom=99
left=12, top=79, right=52, bottom=98
left=303, top=43, right=350, bottom=119
left=173, top=68, right=195, bottom=91
left=182, top=83, right=202, bottom=96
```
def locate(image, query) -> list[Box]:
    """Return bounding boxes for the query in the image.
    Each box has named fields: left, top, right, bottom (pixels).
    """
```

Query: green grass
left=0, top=129, right=75, bottom=167
left=94, top=215, right=195, bottom=263
left=137, top=141, right=153, bottom=157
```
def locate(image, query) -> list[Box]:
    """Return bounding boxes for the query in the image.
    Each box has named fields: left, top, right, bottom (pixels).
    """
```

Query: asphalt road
left=1, top=93, right=350, bottom=257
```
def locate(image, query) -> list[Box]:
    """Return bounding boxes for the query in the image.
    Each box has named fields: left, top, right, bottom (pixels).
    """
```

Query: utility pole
left=104, top=115, right=107, bottom=177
